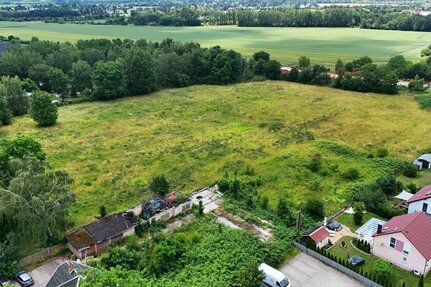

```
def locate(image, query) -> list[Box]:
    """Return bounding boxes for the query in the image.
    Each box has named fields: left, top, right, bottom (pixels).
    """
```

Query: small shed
left=302, top=226, right=330, bottom=248
left=413, top=154, right=431, bottom=170
left=394, top=190, right=414, bottom=209
left=66, top=212, right=136, bottom=259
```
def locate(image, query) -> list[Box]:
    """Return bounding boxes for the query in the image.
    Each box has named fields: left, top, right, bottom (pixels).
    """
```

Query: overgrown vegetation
left=81, top=218, right=290, bottom=287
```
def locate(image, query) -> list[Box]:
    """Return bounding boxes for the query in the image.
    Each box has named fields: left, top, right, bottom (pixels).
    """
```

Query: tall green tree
left=122, top=48, right=156, bottom=95
left=70, top=60, right=93, bottom=95
left=1, top=76, right=28, bottom=116
left=353, top=201, right=365, bottom=225
left=47, top=67, right=69, bottom=98
left=30, top=91, right=58, bottom=127
left=0, top=96, right=12, bottom=126
left=0, top=157, right=75, bottom=247
left=93, top=61, right=127, bottom=100
left=298, top=56, right=311, bottom=68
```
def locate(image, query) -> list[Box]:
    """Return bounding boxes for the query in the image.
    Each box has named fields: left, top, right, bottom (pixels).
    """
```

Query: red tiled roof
left=374, top=212, right=431, bottom=260
left=310, top=226, right=330, bottom=244
left=407, top=184, right=431, bottom=204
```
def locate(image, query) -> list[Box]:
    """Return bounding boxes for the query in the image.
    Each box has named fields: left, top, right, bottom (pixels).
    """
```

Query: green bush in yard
left=415, top=94, right=431, bottom=110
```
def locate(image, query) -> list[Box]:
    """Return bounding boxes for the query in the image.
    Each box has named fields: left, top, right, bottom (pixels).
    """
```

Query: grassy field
left=0, top=22, right=431, bottom=66
left=1, top=81, right=431, bottom=225
left=330, top=236, right=430, bottom=286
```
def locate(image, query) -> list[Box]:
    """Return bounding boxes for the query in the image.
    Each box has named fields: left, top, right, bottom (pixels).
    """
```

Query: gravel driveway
left=279, top=252, right=366, bottom=287
left=28, top=257, right=68, bottom=287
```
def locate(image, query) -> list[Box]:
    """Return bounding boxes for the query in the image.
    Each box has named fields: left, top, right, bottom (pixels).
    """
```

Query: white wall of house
left=373, top=232, right=430, bottom=275
left=408, top=198, right=431, bottom=215
left=122, top=227, right=136, bottom=237
left=316, top=237, right=329, bottom=249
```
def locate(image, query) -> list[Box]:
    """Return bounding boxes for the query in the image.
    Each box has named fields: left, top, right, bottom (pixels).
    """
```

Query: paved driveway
left=28, top=257, right=68, bottom=287
left=280, top=252, right=365, bottom=287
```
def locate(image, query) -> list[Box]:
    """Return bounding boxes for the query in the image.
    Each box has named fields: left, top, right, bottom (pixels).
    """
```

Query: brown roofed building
left=66, top=212, right=136, bottom=259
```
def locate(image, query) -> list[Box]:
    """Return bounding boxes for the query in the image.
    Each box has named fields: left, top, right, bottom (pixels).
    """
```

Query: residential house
left=372, top=212, right=431, bottom=275
left=407, top=184, right=431, bottom=215
left=413, top=154, right=431, bottom=170
left=65, top=212, right=136, bottom=259
left=44, top=260, right=90, bottom=287
left=302, top=225, right=330, bottom=248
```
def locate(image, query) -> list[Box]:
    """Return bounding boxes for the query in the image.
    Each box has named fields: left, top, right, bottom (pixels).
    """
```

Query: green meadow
left=0, top=22, right=431, bottom=66
left=1, top=81, right=430, bottom=225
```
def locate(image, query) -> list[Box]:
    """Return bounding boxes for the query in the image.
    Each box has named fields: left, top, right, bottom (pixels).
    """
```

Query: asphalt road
left=280, top=252, right=366, bottom=287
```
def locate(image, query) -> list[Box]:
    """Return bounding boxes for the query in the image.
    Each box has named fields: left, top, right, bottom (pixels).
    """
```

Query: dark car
left=326, top=220, right=342, bottom=231
left=348, top=255, right=365, bottom=266
left=0, top=277, right=13, bottom=287
left=15, top=271, right=34, bottom=287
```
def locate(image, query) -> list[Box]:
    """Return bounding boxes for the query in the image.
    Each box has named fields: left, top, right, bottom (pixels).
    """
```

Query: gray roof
left=45, top=261, right=90, bottom=287
left=418, top=154, right=431, bottom=163
left=84, top=212, right=136, bottom=243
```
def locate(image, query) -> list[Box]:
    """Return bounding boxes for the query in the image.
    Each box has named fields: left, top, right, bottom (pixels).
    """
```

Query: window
left=402, top=256, right=408, bottom=263
left=390, top=237, right=396, bottom=249
left=423, top=203, right=428, bottom=213
left=403, top=243, right=410, bottom=255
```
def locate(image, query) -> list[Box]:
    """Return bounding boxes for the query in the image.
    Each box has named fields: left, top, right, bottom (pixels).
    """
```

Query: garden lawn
left=2, top=81, right=431, bottom=225
left=336, top=212, right=386, bottom=232
left=0, top=22, right=431, bottom=66
left=329, top=236, right=429, bottom=287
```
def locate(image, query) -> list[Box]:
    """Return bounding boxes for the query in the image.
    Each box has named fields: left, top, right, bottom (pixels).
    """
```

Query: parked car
left=0, top=277, right=13, bottom=287
left=259, top=263, right=290, bottom=287
left=326, top=220, right=342, bottom=231
left=15, top=271, right=34, bottom=287
left=348, top=255, right=365, bottom=266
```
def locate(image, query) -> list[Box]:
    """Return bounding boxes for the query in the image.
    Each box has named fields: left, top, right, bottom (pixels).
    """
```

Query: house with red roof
left=372, top=212, right=431, bottom=275
left=407, top=184, right=431, bottom=215
left=302, top=225, right=330, bottom=248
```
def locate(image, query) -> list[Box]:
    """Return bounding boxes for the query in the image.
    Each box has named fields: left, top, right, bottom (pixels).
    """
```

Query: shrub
left=373, top=259, right=391, bottom=282
left=408, top=75, right=426, bottom=92
left=415, top=94, right=431, bottom=110
left=405, top=183, right=419, bottom=194
left=30, top=91, right=58, bottom=127
left=307, top=157, right=322, bottom=172
left=149, top=175, right=170, bottom=196
left=403, top=164, right=418, bottom=178
left=376, top=147, right=389, bottom=158
left=259, top=120, right=285, bottom=132
left=303, top=198, right=325, bottom=220
left=343, top=168, right=360, bottom=180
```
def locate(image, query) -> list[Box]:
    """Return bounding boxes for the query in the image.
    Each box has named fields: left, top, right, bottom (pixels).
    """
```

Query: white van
left=259, top=263, right=291, bottom=287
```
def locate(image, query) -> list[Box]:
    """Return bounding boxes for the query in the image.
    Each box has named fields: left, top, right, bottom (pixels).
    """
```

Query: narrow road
left=280, top=252, right=366, bottom=287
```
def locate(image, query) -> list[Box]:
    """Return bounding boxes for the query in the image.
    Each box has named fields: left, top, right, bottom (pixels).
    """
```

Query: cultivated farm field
left=1, top=81, right=430, bottom=225
left=0, top=22, right=431, bottom=66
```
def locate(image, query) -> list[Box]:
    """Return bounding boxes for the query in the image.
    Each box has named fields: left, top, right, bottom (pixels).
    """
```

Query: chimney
left=377, top=224, right=383, bottom=234
left=323, top=217, right=327, bottom=226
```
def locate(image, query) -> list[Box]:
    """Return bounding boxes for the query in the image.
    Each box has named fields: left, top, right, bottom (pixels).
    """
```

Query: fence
left=147, top=201, right=192, bottom=223
left=293, top=241, right=382, bottom=287
left=19, top=243, right=68, bottom=267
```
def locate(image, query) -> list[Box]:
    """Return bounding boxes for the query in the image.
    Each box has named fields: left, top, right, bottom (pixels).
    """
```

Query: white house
left=407, top=184, right=431, bottom=215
